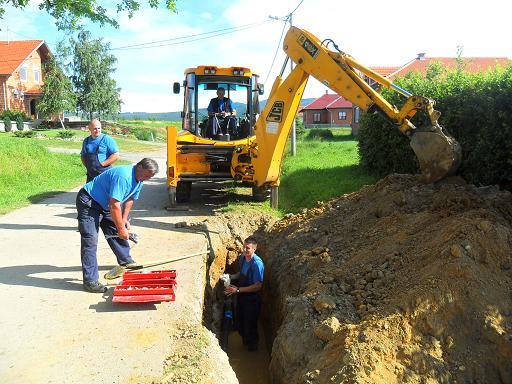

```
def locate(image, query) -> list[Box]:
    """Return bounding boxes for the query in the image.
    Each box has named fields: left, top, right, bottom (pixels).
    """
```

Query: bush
left=358, top=64, right=512, bottom=190
left=305, top=128, right=335, bottom=141
left=131, top=127, right=157, bottom=141
left=0, top=110, right=29, bottom=122
left=16, top=116, right=24, bottom=131
left=56, top=130, right=75, bottom=139
left=14, top=130, right=36, bottom=138
left=295, top=117, right=306, bottom=137
left=4, top=117, right=12, bottom=132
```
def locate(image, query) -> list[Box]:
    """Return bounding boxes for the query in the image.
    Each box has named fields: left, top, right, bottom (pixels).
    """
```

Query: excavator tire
left=252, top=185, right=271, bottom=202
left=176, top=181, right=192, bottom=203
left=409, top=124, right=462, bottom=183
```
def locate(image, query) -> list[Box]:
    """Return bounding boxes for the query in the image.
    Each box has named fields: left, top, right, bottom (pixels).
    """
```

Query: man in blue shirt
left=76, top=158, right=159, bottom=293
left=81, top=119, right=120, bottom=182
left=206, top=87, right=237, bottom=138
left=225, top=236, right=264, bottom=351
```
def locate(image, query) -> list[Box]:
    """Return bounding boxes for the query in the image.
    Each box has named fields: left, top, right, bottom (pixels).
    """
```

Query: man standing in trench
left=76, top=158, right=159, bottom=293
left=81, top=118, right=120, bottom=182
left=225, top=236, right=264, bottom=351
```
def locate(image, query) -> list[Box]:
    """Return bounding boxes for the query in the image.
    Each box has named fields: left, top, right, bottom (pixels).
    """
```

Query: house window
left=313, top=112, right=321, bottom=122
left=34, top=68, right=40, bottom=83
left=338, top=111, right=347, bottom=120
left=20, top=65, right=27, bottom=81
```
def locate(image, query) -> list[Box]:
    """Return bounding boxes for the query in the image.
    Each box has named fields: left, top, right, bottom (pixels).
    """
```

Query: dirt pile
left=261, top=174, right=512, bottom=383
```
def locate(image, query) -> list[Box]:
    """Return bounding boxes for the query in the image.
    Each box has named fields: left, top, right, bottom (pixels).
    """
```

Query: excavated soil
left=259, top=174, right=512, bottom=383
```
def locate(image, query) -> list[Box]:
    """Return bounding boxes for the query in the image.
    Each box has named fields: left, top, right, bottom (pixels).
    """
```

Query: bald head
left=88, top=119, right=102, bottom=138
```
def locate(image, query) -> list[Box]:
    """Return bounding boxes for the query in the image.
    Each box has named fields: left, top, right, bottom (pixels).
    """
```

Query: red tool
left=112, top=270, right=177, bottom=303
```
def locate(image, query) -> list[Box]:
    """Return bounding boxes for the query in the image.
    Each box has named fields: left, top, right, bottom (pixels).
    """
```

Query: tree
left=38, top=57, right=76, bottom=128
left=68, top=31, right=122, bottom=119
left=0, top=0, right=177, bottom=29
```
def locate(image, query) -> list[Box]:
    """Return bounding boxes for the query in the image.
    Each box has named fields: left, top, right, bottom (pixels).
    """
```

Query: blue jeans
left=76, top=189, right=134, bottom=283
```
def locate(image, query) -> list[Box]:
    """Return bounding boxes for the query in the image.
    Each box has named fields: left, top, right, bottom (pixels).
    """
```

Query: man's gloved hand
left=220, top=273, right=231, bottom=288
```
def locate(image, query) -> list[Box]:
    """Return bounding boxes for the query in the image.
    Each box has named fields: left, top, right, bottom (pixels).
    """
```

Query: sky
left=1, top=0, right=511, bottom=113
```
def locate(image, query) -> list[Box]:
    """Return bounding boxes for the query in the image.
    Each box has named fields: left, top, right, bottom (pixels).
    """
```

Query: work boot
left=124, top=261, right=139, bottom=270
left=83, top=280, right=107, bottom=293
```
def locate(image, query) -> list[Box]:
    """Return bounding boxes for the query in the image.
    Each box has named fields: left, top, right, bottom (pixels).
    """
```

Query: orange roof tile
left=0, top=40, right=48, bottom=75
left=388, top=57, right=510, bottom=79
left=369, top=66, right=401, bottom=77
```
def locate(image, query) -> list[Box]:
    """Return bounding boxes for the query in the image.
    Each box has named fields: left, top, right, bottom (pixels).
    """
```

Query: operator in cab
left=207, top=87, right=237, bottom=138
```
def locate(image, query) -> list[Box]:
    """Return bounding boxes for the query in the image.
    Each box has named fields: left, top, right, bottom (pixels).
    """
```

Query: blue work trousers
left=76, top=188, right=134, bottom=283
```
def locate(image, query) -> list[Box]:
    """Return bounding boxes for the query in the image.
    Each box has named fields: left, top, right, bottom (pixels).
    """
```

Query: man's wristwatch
left=236, top=288, right=240, bottom=293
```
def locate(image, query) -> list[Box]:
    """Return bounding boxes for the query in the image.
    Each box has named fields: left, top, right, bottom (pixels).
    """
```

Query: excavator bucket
left=409, top=124, right=462, bottom=183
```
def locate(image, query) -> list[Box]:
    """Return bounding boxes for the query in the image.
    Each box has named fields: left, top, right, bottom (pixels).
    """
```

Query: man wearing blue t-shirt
left=76, top=158, right=159, bottom=293
left=206, top=87, right=237, bottom=138
left=81, top=119, right=120, bottom=182
left=225, top=236, right=264, bottom=351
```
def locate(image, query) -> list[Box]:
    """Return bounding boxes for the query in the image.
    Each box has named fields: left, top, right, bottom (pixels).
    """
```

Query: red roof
left=385, top=57, right=510, bottom=79
left=0, top=40, right=49, bottom=75
left=301, top=93, right=352, bottom=110
left=369, top=66, right=401, bottom=77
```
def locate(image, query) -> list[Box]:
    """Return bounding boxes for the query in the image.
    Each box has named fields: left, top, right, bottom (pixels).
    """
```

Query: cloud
left=120, top=90, right=175, bottom=113
left=199, top=12, right=213, bottom=20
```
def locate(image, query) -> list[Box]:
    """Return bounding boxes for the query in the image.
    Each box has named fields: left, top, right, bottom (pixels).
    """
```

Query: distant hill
left=119, top=98, right=316, bottom=121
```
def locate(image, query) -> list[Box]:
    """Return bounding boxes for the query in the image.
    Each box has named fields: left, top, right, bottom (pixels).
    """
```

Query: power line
left=290, top=0, right=305, bottom=16
left=263, top=20, right=288, bottom=84
left=111, top=19, right=274, bottom=51
left=264, top=0, right=306, bottom=84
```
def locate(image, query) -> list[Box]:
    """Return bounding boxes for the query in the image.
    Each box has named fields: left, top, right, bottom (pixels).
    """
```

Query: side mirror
left=173, top=82, right=181, bottom=94
left=258, top=83, right=264, bottom=95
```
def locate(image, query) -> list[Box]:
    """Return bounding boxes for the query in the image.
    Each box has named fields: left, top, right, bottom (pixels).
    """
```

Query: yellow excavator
left=168, top=26, right=461, bottom=207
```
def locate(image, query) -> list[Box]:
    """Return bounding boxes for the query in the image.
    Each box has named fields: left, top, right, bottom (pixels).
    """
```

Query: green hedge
left=0, top=110, right=30, bottom=121
left=358, top=62, right=512, bottom=189
left=305, top=128, right=335, bottom=141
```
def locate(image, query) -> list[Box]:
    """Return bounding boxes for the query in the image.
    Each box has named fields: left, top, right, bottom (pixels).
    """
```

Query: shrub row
left=358, top=63, right=512, bottom=189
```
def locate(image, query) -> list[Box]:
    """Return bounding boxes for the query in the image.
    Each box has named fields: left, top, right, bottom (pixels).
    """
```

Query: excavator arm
left=233, top=26, right=461, bottom=188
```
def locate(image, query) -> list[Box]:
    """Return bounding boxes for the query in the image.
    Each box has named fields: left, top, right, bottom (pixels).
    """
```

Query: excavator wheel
left=409, top=124, right=462, bottom=183
left=252, top=185, right=271, bottom=202
left=176, top=181, right=192, bottom=203
left=168, top=182, right=192, bottom=207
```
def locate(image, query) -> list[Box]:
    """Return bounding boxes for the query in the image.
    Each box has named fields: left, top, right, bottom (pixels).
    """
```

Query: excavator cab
left=167, top=66, right=264, bottom=206
left=173, top=66, right=263, bottom=141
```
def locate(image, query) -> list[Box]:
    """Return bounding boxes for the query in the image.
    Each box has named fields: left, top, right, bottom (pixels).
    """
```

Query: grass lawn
left=28, top=128, right=164, bottom=152
left=217, top=128, right=377, bottom=215
left=0, top=133, right=131, bottom=215
left=114, top=120, right=182, bottom=141
left=279, top=129, right=377, bottom=213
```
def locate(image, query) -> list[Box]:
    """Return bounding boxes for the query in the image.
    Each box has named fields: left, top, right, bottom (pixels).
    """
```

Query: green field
left=20, top=128, right=165, bottom=152
left=279, top=129, right=377, bottom=212
left=217, top=128, right=377, bottom=215
left=0, top=134, right=85, bottom=214
left=0, top=132, right=134, bottom=214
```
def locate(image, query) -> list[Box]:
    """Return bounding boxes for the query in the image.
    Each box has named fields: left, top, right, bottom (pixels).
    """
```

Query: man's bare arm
left=108, top=198, right=129, bottom=239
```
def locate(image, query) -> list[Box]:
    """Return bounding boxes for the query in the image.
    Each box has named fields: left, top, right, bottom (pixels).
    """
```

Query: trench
left=202, top=222, right=276, bottom=384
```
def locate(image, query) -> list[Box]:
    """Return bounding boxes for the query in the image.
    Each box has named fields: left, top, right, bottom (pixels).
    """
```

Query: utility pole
left=269, top=13, right=297, bottom=156
left=288, top=12, right=296, bottom=156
